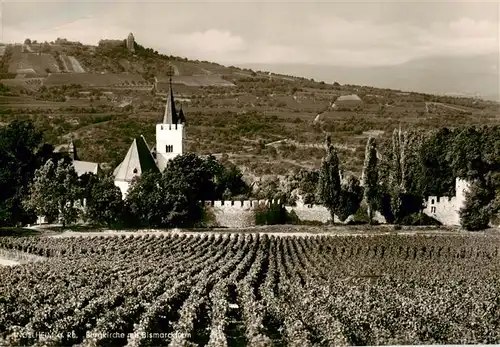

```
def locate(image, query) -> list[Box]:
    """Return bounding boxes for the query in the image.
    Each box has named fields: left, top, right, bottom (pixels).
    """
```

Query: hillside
left=241, top=53, right=500, bottom=102
left=1, top=38, right=499, bottom=178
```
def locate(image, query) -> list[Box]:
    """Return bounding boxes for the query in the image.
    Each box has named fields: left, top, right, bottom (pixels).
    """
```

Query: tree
left=317, top=136, right=341, bottom=222
left=460, top=180, right=493, bottom=231
left=362, top=137, right=378, bottom=223
left=164, top=153, right=223, bottom=201
left=418, top=128, right=455, bottom=197
left=125, top=170, right=202, bottom=228
left=24, top=38, right=32, bottom=45
left=84, top=176, right=123, bottom=227
left=214, top=164, right=249, bottom=199
left=449, top=126, right=485, bottom=181
left=389, top=128, right=404, bottom=222
left=23, top=160, right=59, bottom=223
left=0, top=120, right=45, bottom=226
left=24, top=159, right=81, bottom=227
left=337, top=175, right=363, bottom=222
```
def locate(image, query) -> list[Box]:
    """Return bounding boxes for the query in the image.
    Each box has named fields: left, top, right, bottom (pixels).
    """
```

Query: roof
left=163, top=79, right=178, bottom=124
left=114, top=136, right=159, bottom=182
left=335, top=94, right=363, bottom=102
left=54, top=141, right=78, bottom=160
left=73, top=160, right=99, bottom=176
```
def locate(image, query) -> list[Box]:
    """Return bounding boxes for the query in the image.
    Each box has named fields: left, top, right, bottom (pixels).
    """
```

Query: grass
left=0, top=227, right=41, bottom=237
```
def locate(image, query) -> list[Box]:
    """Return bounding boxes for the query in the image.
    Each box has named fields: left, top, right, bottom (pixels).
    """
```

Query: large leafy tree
left=0, top=120, right=45, bottom=226
left=84, top=175, right=123, bottom=227
left=362, top=137, right=379, bottom=223
left=164, top=153, right=223, bottom=201
left=459, top=179, right=494, bottom=231
left=336, top=175, right=363, bottom=222
left=125, top=170, right=201, bottom=228
left=24, top=159, right=81, bottom=227
left=418, top=128, right=455, bottom=197
left=164, top=153, right=249, bottom=201
left=449, top=126, right=485, bottom=181
left=214, top=163, right=249, bottom=200
left=317, top=136, right=341, bottom=221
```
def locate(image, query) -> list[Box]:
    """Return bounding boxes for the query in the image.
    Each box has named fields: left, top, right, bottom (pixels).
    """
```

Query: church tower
left=155, top=78, right=185, bottom=172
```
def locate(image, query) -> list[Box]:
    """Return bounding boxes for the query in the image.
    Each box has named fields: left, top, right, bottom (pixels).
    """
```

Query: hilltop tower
left=126, top=33, right=135, bottom=53
left=155, top=78, right=185, bottom=172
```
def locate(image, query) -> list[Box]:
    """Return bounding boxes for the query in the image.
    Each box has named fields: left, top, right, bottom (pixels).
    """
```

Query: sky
left=1, top=0, right=499, bottom=67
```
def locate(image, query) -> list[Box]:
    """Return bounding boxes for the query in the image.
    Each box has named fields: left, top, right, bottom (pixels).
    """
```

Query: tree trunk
left=368, top=206, right=373, bottom=225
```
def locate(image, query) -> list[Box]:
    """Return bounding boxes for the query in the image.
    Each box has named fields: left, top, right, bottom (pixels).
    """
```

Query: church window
left=133, top=168, right=138, bottom=174
left=431, top=199, right=435, bottom=204
left=431, top=206, right=436, bottom=213
left=166, top=145, right=174, bottom=153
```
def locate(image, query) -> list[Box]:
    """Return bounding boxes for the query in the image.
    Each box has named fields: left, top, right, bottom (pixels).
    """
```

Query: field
left=1, top=231, right=500, bottom=346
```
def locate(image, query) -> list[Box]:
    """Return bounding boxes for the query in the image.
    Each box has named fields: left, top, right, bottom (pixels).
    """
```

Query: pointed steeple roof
left=162, top=77, right=178, bottom=124
left=114, top=136, right=159, bottom=182
left=178, top=103, right=186, bottom=124
left=69, top=139, right=79, bottom=160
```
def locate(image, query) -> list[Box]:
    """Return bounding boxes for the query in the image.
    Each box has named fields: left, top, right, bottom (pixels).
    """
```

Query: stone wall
left=422, top=178, right=470, bottom=226
left=285, top=202, right=333, bottom=223
left=204, top=199, right=386, bottom=228
left=204, top=199, right=279, bottom=228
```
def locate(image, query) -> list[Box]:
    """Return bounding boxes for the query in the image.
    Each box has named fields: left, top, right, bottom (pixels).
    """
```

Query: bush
left=399, top=213, right=441, bottom=226
left=460, top=180, right=494, bottom=231
left=255, top=203, right=287, bottom=225
left=353, top=204, right=371, bottom=224
left=197, top=206, right=219, bottom=228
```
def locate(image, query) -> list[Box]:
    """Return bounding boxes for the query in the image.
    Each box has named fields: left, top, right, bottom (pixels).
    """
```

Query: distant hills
left=241, top=53, right=500, bottom=101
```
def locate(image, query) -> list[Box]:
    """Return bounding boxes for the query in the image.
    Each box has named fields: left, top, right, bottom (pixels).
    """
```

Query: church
left=113, top=79, right=186, bottom=198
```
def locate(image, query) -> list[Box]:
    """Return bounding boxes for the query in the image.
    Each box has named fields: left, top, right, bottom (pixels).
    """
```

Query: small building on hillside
left=332, top=94, right=363, bottom=110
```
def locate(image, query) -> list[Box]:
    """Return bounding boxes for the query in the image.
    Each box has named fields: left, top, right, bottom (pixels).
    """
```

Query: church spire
left=178, top=103, right=186, bottom=124
left=162, top=77, right=178, bottom=124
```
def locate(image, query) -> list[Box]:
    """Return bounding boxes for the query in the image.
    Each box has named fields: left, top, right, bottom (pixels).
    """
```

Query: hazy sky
left=2, top=0, right=499, bottom=66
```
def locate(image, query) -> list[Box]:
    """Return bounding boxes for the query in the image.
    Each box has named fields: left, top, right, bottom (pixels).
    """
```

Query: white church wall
left=115, top=180, right=131, bottom=200
left=156, top=123, right=184, bottom=172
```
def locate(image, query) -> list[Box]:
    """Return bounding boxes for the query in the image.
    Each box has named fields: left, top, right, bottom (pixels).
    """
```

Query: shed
left=332, top=94, right=363, bottom=110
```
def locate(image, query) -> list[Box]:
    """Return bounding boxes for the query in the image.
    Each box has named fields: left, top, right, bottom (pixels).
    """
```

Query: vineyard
left=1, top=233, right=500, bottom=346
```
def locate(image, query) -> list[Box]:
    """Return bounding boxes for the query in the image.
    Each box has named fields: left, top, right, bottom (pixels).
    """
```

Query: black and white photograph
left=0, top=0, right=499, bottom=346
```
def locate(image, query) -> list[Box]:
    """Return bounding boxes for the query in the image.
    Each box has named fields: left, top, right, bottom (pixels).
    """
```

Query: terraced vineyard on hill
left=1, top=233, right=500, bottom=346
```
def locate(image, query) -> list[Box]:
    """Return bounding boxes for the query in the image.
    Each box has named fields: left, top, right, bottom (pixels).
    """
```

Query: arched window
left=166, top=145, right=174, bottom=153
left=133, top=168, right=138, bottom=174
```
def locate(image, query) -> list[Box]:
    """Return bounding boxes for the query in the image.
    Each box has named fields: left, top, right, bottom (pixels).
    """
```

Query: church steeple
left=162, top=77, right=178, bottom=124
left=178, top=103, right=186, bottom=124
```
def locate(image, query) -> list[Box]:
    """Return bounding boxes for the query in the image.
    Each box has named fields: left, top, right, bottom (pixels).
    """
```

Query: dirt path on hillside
left=68, top=56, right=85, bottom=73
left=425, top=102, right=472, bottom=113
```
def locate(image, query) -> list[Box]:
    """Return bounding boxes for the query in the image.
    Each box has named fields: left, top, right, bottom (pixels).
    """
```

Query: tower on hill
left=126, top=33, right=135, bottom=53
left=155, top=78, right=185, bottom=172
